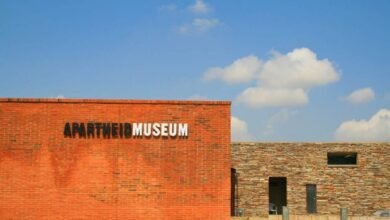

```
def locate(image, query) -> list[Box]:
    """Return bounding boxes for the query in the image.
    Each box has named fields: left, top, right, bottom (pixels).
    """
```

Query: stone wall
left=232, top=143, right=390, bottom=217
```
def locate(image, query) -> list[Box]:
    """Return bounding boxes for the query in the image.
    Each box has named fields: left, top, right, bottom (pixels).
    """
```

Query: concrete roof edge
left=231, top=142, right=390, bottom=144
left=0, top=97, right=231, bottom=105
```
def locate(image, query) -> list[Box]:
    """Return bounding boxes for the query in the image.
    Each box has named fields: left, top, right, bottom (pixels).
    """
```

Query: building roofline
left=0, top=97, right=231, bottom=105
left=232, top=141, right=390, bottom=144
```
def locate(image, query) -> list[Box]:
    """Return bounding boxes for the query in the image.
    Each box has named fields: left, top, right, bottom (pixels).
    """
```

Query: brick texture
left=232, top=142, right=390, bottom=217
left=0, top=98, right=231, bottom=220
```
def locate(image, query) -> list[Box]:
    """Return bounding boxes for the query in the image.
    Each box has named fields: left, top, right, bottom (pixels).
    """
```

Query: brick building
left=231, top=142, right=390, bottom=217
left=1, top=98, right=389, bottom=219
left=0, top=98, right=231, bottom=220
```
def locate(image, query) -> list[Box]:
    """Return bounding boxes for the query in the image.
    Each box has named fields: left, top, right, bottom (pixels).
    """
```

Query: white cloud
left=259, top=48, right=340, bottom=89
left=237, top=87, right=308, bottom=108
left=231, top=116, right=252, bottom=141
left=203, top=48, right=340, bottom=108
left=203, top=55, right=261, bottom=84
left=172, top=0, right=220, bottom=35
left=335, top=109, right=390, bottom=141
left=345, top=87, right=375, bottom=104
left=189, top=0, right=210, bottom=14
left=178, top=18, right=220, bottom=34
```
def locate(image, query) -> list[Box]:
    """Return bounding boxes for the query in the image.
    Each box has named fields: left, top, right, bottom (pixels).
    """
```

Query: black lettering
left=124, top=123, right=131, bottom=138
left=102, top=123, right=111, bottom=138
left=87, top=123, right=94, bottom=138
left=64, top=122, right=71, bottom=137
left=79, top=123, right=86, bottom=138
left=119, top=123, right=123, bottom=138
left=72, top=122, right=86, bottom=138
left=72, top=123, right=79, bottom=138
left=95, top=123, right=102, bottom=138
left=112, top=123, right=118, bottom=138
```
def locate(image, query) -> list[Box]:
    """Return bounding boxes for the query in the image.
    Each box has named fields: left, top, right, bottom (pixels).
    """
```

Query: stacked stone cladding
left=232, top=142, right=390, bottom=217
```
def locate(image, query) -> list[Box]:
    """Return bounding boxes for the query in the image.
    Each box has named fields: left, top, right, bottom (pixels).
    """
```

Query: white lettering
left=152, top=123, right=161, bottom=136
left=132, top=123, right=143, bottom=136
left=178, top=123, right=188, bottom=137
left=161, top=123, right=168, bottom=136
left=169, top=123, right=177, bottom=136
left=143, top=123, right=151, bottom=136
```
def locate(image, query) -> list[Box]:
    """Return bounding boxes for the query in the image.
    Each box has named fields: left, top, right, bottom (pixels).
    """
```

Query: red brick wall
left=0, top=98, right=231, bottom=220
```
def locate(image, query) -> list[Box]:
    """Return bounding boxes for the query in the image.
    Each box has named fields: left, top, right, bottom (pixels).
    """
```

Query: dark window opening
left=269, top=177, right=287, bottom=215
left=306, top=184, right=317, bottom=213
left=327, top=152, right=357, bottom=165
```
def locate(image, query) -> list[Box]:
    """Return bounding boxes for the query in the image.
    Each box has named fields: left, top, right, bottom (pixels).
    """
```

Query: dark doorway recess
left=231, top=168, right=238, bottom=216
left=269, top=177, right=287, bottom=214
left=306, top=184, right=317, bottom=213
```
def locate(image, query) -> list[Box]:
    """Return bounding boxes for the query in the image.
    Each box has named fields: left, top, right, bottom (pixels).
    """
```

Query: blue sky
left=1, top=0, right=389, bottom=142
